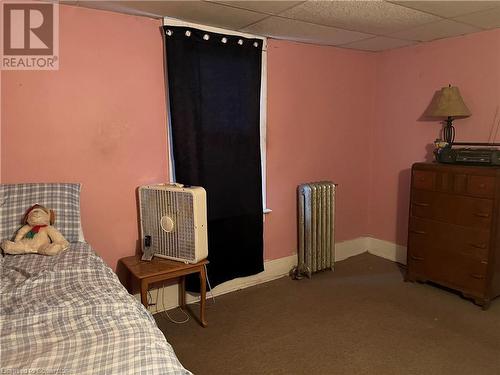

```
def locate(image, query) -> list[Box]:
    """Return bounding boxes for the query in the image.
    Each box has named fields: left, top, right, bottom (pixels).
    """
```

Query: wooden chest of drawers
left=407, top=162, right=500, bottom=309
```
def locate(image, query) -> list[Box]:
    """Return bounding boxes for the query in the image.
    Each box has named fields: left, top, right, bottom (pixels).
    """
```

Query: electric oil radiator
left=292, top=181, right=336, bottom=279
left=138, top=183, right=208, bottom=263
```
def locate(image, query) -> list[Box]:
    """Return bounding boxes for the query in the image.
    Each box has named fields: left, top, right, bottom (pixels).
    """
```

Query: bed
left=0, top=183, right=191, bottom=375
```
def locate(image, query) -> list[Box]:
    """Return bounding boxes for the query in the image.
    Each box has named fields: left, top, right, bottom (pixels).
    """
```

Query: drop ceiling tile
left=279, top=0, right=440, bottom=35
left=342, top=36, right=416, bottom=51
left=454, top=7, right=500, bottom=29
left=390, top=19, right=481, bottom=42
left=243, top=16, right=372, bottom=45
left=79, top=1, right=266, bottom=29
left=392, top=1, right=500, bottom=18
left=211, top=1, right=304, bottom=15
left=76, top=1, right=159, bottom=17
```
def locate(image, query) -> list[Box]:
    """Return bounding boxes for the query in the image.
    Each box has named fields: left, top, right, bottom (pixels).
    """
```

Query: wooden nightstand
left=119, top=255, right=209, bottom=327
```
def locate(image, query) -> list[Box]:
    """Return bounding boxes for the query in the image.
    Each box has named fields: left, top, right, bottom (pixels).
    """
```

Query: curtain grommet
left=253, top=42, right=258, bottom=47
left=166, top=29, right=173, bottom=36
left=203, top=34, right=210, bottom=41
left=238, top=39, right=243, bottom=45
left=221, top=37, right=227, bottom=44
left=185, top=30, right=191, bottom=37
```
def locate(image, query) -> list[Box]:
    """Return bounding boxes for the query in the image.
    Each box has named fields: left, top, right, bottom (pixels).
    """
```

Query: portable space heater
left=138, top=183, right=208, bottom=263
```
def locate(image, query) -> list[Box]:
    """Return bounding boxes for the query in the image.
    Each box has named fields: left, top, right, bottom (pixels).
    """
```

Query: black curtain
left=163, top=25, right=264, bottom=288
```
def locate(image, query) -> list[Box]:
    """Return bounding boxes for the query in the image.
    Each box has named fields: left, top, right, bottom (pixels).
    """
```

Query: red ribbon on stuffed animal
left=25, top=225, right=48, bottom=239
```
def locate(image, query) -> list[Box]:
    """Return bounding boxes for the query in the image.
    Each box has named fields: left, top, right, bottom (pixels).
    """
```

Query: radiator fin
left=294, top=181, right=336, bottom=278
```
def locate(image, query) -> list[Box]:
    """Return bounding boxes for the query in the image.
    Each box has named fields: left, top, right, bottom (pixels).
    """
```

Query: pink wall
left=265, top=40, right=376, bottom=259
left=1, top=6, right=169, bottom=267
left=1, top=70, right=3, bottom=183
left=3, top=3, right=499, bottom=270
left=369, top=29, right=500, bottom=246
left=1, top=5, right=376, bottom=268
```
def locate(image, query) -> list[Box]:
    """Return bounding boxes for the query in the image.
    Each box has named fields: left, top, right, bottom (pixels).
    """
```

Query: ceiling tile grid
left=388, top=19, right=482, bottom=42
left=278, top=0, right=440, bottom=35
left=453, top=7, right=500, bottom=30
left=72, top=0, right=500, bottom=52
left=341, top=35, right=417, bottom=51
left=243, top=16, right=373, bottom=45
left=391, top=1, right=500, bottom=19
left=212, top=1, right=305, bottom=15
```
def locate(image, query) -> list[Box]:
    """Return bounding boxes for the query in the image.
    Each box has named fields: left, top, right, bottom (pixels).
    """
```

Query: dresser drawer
left=408, top=246, right=488, bottom=295
left=408, top=217, right=490, bottom=260
left=467, top=175, right=496, bottom=198
left=412, top=170, right=435, bottom=191
left=411, top=190, right=493, bottom=229
left=424, top=249, right=487, bottom=295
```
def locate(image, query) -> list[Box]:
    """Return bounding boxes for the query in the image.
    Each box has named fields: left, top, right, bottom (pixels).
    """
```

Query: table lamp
left=425, top=84, right=471, bottom=144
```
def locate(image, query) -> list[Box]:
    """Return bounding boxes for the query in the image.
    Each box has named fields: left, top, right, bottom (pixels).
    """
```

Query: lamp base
left=443, top=117, right=455, bottom=144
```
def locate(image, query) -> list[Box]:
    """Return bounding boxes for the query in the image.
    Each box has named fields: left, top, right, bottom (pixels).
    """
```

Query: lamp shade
left=426, top=86, right=471, bottom=118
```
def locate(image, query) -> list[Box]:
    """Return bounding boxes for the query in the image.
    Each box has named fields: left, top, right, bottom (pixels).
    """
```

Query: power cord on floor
left=161, top=284, right=190, bottom=324
left=148, top=263, right=216, bottom=324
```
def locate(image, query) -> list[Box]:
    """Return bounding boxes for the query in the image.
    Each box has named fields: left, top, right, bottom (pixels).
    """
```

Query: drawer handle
left=413, top=202, right=430, bottom=207
left=468, top=242, right=487, bottom=249
left=474, top=212, right=490, bottom=218
left=470, top=273, right=486, bottom=280
left=410, top=229, right=426, bottom=235
left=410, top=255, right=424, bottom=261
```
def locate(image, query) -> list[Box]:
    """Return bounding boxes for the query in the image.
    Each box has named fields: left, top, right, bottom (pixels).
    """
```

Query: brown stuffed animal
left=1, top=204, right=69, bottom=256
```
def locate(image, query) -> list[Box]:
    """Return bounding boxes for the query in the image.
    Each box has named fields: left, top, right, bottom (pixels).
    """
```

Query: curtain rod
left=163, top=17, right=267, bottom=50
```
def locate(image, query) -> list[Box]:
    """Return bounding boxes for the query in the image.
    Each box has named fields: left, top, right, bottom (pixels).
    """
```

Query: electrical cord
left=192, top=264, right=216, bottom=306
left=161, top=284, right=190, bottom=324
left=148, top=263, right=216, bottom=324
left=205, top=264, right=216, bottom=304
left=147, top=283, right=189, bottom=323
left=147, top=290, right=156, bottom=313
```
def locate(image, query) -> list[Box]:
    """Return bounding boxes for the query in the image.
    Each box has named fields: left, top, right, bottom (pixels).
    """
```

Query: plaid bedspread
left=0, top=243, right=191, bottom=375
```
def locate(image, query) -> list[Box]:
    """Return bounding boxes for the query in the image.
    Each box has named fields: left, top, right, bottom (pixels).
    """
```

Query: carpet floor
left=154, top=253, right=500, bottom=375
